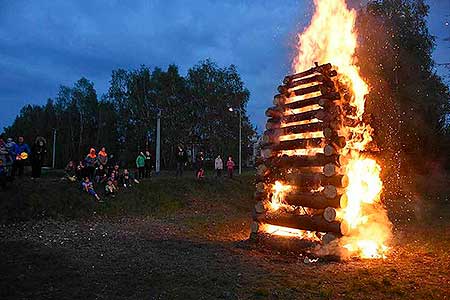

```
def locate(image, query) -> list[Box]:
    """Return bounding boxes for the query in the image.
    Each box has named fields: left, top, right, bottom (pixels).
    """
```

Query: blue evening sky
left=0, top=0, right=448, bottom=132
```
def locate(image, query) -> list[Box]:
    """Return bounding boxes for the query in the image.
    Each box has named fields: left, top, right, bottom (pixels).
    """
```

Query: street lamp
left=228, top=107, right=242, bottom=175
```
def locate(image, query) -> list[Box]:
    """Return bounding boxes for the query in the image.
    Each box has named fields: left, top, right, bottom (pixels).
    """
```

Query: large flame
left=264, top=0, right=392, bottom=259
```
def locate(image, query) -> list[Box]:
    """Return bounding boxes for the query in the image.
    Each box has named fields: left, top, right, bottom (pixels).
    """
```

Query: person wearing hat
left=12, top=136, right=30, bottom=177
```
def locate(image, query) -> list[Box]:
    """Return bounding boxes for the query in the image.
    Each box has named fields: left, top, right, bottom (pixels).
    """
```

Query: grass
left=0, top=170, right=255, bottom=224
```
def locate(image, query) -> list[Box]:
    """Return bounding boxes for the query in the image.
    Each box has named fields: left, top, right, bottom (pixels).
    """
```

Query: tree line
left=2, top=60, right=256, bottom=169
left=356, top=0, right=450, bottom=195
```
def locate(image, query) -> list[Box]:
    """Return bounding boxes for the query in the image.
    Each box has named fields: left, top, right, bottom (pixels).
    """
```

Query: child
left=105, top=180, right=117, bottom=197
left=76, top=161, right=86, bottom=181
left=196, top=152, right=205, bottom=179
left=122, top=169, right=131, bottom=187
left=64, top=160, right=77, bottom=182
left=82, top=177, right=101, bottom=201
left=95, top=164, right=107, bottom=184
left=227, top=156, right=235, bottom=179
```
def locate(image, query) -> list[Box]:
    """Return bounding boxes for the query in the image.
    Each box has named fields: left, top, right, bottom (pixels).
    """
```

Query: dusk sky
left=0, top=0, right=449, bottom=132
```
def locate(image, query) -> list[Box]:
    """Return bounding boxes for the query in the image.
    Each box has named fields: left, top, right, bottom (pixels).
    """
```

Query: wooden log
left=285, top=173, right=344, bottom=188
left=280, top=74, right=334, bottom=91
left=276, top=137, right=324, bottom=150
left=273, top=94, right=287, bottom=106
left=277, top=122, right=324, bottom=135
left=284, top=94, right=340, bottom=111
left=283, top=63, right=334, bottom=84
left=266, top=118, right=281, bottom=130
left=322, top=233, right=338, bottom=245
left=254, top=191, right=268, bottom=201
left=284, top=193, right=341, bottom=209
left=323, top=163, right=339, bottom=177
left=256, top=212, right=343, bottom=235
left=283, top=109, right=323, bottom=123
left=265, top=107, right=284, bottom=118
left=266, top=154, right=338, bottom=168
left=255, top=182, right=266, bottom=193
left=284, top=84, right=334, bottom=98
left=323, top=207, right=337, bottom=222
left=252, top=232, right=319, bottom=251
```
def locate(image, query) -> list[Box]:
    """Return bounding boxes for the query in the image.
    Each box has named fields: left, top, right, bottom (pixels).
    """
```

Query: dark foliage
left=2, top=60, right=255, bottom=168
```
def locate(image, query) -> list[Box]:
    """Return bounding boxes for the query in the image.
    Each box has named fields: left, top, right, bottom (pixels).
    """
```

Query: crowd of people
left=0, top=136, right=47, bottom=189
left=63, top=148, right=153, bottom=201
left=0, top=137, right=239, bottom=196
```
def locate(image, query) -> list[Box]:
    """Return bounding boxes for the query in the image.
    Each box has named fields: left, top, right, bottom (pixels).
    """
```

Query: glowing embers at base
left=261, top=224, right=319, bottom=241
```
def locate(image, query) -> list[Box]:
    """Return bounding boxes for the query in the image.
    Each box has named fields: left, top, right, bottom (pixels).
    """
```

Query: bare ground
left=1, top=178, right=450, bottom=299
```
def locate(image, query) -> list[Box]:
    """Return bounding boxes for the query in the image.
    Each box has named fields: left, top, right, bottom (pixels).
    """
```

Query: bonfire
left=251, top=0, right=392, bottom=259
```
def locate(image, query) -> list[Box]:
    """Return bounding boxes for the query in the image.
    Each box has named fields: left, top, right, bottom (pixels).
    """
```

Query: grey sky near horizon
left=0, top=0, right=449, bottom=133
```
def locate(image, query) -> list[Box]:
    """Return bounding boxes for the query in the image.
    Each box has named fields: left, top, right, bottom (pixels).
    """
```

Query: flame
left=279, top=131, right=324, bottom=141
left=261, top=0, right=391, bottom=259
left=293, top=0, right=368, bottom=118
left=267, top=181, right=292, bottom=212
left=261, top=224, right=319, bottom=241
left=291, top=0, right=391, bottom=258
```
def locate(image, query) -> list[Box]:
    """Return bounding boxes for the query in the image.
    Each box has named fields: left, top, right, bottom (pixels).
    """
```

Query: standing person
left=144, top=151, right=152, bottom=178
left=214, top=155, right=223, bottom=178
left=136, top=152, right=146, bottom=180
left=13, top=136, right=31, bottom=177
left=5, top=138, right=17, bottom=178
left=175, top=145, right=187, bottom=177
left=195, top=151, right=205, bottom=179
left=226, top=156, right=235, bottom=179
left=97, top=147, right=108, bottom=169
left=31, top=136, right=47, bottom=179
left=84, top=148, right=97, bottom=180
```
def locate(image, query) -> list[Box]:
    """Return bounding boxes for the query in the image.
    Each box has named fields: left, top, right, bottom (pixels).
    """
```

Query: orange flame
left=292, top=0, right=391, bottom=258
left=262, top=0, right=392, bottom=259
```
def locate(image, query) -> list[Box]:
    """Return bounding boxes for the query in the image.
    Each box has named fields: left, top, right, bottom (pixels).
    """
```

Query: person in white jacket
left=214, top=155, right=223, bottom=178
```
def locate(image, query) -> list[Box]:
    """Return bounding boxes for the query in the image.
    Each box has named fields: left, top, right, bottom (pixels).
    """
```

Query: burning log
left=285, top=173, right=345, bottom=188
left=283, top=63, right=337, bottom=84
left=284, top=94, right=340, bottom=110
left=281, top=84, right=334, bottom=98
left=255, top=212, right=344, bottom=235
left=265, top=153, right=338, bottom=168
left=323, top=207, right=337, bottom=222
left=283, top=109, right=324, bottom=123
left=279, top=74, right=334, bottom=91
left=284, top=193, right=340, bottom=209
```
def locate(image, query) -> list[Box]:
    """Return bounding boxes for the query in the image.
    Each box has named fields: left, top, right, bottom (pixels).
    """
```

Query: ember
left=251, top=0, right=392, bottom=259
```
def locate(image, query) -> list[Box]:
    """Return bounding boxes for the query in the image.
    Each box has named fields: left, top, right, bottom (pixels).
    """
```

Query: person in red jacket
left=226, top=156, right=235, bottom=179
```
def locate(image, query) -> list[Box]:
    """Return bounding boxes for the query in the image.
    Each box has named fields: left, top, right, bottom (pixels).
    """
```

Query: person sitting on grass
left=64, top=160, right=77, bottom=182
left=109, top=172, right=119, bottom=189
left=0, top=158, right=7, bottom=189
left=82, top=177, right=101, bottom=201
left=121, top=169, right=139, bottom=188
left=76, top=161, right=86, bottom=181
left=226, top=156, right=235, bottom=179
left=94, top=164, right=107, bottom=184
left=105, top=179, right=118, bottom=198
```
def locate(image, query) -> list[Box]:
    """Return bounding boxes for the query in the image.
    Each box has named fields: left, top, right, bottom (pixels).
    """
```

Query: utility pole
left=52, top=128, right=57, bottom=169
left=237, top=98, right=243, bottom=175
left=155, top=109, right=161, bottom=175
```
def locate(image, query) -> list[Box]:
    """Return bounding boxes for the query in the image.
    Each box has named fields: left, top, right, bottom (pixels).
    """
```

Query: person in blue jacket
left=12, top=136, right=31, bottom=177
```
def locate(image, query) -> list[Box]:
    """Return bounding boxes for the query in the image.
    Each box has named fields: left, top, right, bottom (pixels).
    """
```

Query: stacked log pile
left=251, top=63, right=359, bottom=245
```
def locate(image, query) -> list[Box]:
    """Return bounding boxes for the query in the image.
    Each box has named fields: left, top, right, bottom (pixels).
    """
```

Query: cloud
left=0, top=0, right=447, bottom=132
